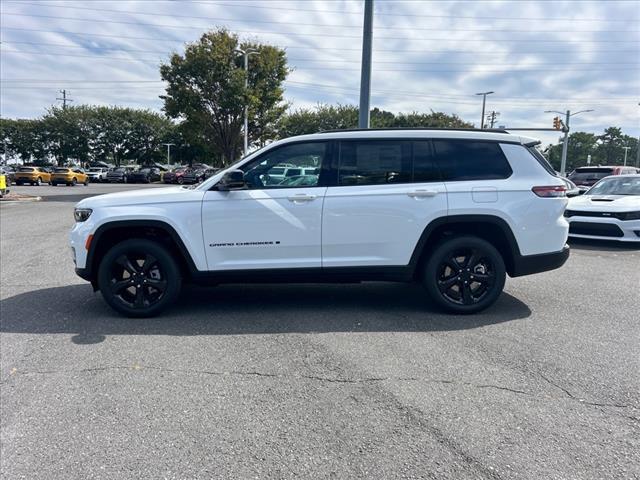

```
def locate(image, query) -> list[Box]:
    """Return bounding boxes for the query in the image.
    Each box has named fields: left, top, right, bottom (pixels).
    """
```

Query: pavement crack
left=537, top=371, right=631, bottom=409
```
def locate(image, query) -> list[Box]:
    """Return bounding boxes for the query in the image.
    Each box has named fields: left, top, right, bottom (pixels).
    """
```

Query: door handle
left=407, top=190, right=438, bottom=198
left=287, top=194, right=317, bottom=202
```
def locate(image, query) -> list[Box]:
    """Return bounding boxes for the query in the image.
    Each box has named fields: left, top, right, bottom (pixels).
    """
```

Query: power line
left=3, top=48, right=638, bottom=68
left=3, top=40, right=635, bottom=56
left=3, top=13, right=639, bottom=42
left=2, top=27, right=640, bottom=46
left=16, top=0, right=624, bottom=23
left=1, top=78, right=634, bottom=105
left=2, top=4, right=636, bottom=33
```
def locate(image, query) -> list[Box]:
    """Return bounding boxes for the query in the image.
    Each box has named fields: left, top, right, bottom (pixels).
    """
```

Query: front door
left=202, top=141, right=330, bottom=271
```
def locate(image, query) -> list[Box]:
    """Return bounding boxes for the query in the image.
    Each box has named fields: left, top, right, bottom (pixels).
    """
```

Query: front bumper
left=567, top=216, right=640, bottom=242
left=510, top=244, right=570, bottom=277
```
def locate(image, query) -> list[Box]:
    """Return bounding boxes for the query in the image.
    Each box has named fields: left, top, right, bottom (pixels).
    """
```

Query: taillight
left=532, top=186, right=567, bottom=198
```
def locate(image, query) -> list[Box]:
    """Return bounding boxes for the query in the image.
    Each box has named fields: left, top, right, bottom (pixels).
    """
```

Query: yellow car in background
left=51, top=168, right=89, bottom=186
left=15, top=167, right=51, bottom=186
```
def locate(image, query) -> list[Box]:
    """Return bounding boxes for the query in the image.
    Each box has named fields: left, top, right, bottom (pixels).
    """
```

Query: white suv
left=70, top=129, right=570, bottom=317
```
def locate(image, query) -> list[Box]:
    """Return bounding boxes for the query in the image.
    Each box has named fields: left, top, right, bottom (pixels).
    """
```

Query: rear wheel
left=71, top=177, right=77, bottom=186
left=422, top=236, right=506, bottom=314
left=52, top=181, right=58, bottom=186
left=97, top=239, right=182, bottom=318
left=83, top=178, right=89, bottom=186
left=35, top=177, right=42, bottom=186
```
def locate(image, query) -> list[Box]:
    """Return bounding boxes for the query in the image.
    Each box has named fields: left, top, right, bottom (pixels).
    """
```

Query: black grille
left=565, top=210, right=631, bottom=220
left=569, top=222, right=624, bottom=238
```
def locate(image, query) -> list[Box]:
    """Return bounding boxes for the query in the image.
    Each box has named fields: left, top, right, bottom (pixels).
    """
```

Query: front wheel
left=422, top=236, right=506, bottom=314
left=35, top=177, right=42, bottom=186
left=83, top=178, right=89, bottom=186
left=97, top=239, right=182, bottom=317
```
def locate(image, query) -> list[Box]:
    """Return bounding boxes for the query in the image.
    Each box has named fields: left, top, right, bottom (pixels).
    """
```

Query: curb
left=0, top=195, right=42, bottom=203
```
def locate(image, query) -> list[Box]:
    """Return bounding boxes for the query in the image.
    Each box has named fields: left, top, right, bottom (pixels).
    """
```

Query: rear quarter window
left=432, top=140, right=512, bottom=181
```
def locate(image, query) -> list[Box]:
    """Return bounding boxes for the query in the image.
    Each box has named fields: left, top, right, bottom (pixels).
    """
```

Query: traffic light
left=553, top=117, right=561, bottom=130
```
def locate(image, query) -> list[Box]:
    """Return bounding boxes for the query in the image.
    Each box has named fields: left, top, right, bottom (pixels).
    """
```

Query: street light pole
left=622, top=146, right=630, bottom=166
left=545, top=109, right=593, bottom=176
left=163, top=143, right=175, bottom=165
left=475, top=91, right=494, bottom=129
left=358, top=0, right=374, bottom=129
left=235, top=48, right=258, bottom=156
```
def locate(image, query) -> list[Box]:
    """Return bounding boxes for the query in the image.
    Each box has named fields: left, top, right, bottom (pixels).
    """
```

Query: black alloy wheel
left=423, top=236, right=506, bottom=314
left=97, top=239, right=182, bottom=317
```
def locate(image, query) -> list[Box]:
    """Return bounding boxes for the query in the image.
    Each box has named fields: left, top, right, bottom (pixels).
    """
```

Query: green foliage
left=277, top=104, right=473, bottom=138
left=544, top=127, right=638, bottom=172
left=160, top=29, right=288, bottom=165
left=1, top=106, right=177, bottom=166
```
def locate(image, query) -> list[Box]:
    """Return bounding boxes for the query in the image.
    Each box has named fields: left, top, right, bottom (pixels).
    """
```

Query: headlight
left=619, top=211, right=640, bottom=221
left=74, top=208, right=93, bottom=222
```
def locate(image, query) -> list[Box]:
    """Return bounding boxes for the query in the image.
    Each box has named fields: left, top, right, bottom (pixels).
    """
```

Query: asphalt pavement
left=1, top=183, right=638, bottom=479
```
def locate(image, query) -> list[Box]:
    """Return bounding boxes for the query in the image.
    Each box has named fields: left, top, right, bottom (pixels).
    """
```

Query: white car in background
left=87, top=167, right=109, bottom=182
left=565, top=175, right=640, bottom=242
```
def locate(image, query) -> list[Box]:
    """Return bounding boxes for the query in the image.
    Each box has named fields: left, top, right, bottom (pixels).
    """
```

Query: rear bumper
left=75, top=267, right=92, bottom=281
left=510, top=244, right=570, bottom=277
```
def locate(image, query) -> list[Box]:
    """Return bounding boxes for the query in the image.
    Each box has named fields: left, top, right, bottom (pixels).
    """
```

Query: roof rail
left=317, top=127, right=510, bottom=134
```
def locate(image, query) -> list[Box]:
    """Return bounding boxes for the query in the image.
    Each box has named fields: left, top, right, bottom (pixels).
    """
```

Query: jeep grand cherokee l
left=70, top=129, right=570, bottom=317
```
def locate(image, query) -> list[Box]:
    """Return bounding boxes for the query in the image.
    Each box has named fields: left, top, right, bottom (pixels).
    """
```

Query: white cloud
left=1, top=0, right=638, bottom=141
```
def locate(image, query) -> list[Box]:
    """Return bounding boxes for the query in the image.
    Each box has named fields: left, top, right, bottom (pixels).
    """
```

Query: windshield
left=587, top=176, right=640, bottom=196
left=195, top=144, right=275, bottom=191
left=569, top=169, right=614, bottom=182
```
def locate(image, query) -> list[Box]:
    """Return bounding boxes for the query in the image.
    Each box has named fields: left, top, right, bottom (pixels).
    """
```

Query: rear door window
left=338, top=140, right=412, bottom=186
left=432, top=140, right=512, bottom=181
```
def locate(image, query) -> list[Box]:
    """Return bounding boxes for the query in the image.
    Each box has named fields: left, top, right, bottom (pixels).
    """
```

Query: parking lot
left=1, top=183, right=638, bottom=479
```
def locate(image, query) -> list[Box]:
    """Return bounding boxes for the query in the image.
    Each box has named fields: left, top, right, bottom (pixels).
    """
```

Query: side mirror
left=217, top=169, right=246, bottom=191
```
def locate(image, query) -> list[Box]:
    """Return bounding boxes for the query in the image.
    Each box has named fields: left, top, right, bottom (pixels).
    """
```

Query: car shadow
left=0, top=283, right=532, bottom=344
left=568, top=237, right=640, bottom=252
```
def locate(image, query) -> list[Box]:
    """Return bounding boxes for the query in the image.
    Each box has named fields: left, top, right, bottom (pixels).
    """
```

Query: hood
left=76, top=186, right=205, bottom=209
left=568, top=194, right=640, bottom=211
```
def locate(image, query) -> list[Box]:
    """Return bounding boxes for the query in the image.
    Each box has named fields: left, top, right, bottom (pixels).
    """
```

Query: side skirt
left=188, top=266, right=415, bottom=285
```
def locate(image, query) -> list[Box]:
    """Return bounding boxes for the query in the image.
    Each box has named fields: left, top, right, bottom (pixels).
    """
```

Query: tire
left=177, top=177, right=184, bottom=185
left=422, top=236, right=506, bottom=314
left=71, top=177, right=77, bottom=186
left=97, top=239, right=182, bottom=318
left=52, top=182, right=58, bottom=186
left=35, top=177, right=42, bottom=186
left=83, top=178, right=89, bottom=186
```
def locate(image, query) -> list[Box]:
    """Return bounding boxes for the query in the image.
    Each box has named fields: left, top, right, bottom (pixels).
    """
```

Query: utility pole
left=235, top=48, right=258, bottom=156
left=544, top=109, right=593, bottom=177
left=636, top=103, right=640, bottom=168
left=486, top=111, right=500, bottom=129
left=56, top=89, right=73, bottom=109
left=358, top=0, right=374, bottom=129
left=163, top=143, right=175, bottom=165
left=475, top=91, right=494, bottom=129
left=622, top=146, right=630, bottom=166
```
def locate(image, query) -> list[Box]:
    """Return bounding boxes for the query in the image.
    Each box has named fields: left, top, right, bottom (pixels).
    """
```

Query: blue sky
left=1, top=0, right=638, bottom=146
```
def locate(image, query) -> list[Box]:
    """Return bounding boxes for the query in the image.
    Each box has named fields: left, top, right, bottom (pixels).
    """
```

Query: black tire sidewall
left=97, top=239, right=182, bottom=318
left=423, top=236, right=506, bottom=314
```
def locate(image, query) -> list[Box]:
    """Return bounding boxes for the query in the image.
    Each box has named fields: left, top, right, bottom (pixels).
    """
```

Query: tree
left=597, top=127, right=626, bottom=165
left=160, top=29, right=288, bottom=166
left=277, top=104, right=473, bottom=138
left=544, top=131, right=600, bottom=172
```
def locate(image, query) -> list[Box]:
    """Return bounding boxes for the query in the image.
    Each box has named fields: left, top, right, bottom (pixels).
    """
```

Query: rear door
left=432, top=139, right=514, bottom=215
left=322, top=139, right=448, bottom=267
